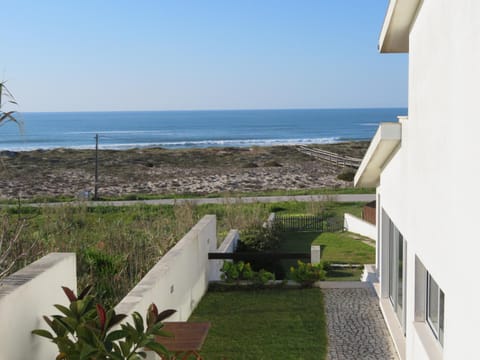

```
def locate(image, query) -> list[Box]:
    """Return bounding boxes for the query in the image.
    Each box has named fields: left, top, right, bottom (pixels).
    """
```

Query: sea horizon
left=1, top=107, right=407, bottom=151
left=20, top=106, right=405, bottom=114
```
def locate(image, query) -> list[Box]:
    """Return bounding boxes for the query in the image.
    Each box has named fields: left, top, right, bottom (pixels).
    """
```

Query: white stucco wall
left=0, top=253, right=77, bottom=360
left=378, top=1, right=480, bottom=359
left=115, top=215, right=216, bottom=323
left=344, top=213, right=377, bottom=241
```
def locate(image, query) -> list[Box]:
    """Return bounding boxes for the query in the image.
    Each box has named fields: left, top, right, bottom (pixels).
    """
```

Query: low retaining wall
left=344, top=213, right=377, bottom=241
left=115, top=215, right=217, bottom=323
left=0, top=253, right=76, bottom=360
left=311, top=245, right=321, bottom=264
left=263, top=212, right=276, bottom=228
left=209, top=229, right=239, bottom=281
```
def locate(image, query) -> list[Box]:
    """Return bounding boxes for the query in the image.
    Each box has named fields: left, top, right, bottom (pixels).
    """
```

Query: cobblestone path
left=322, top=284, right=398, bottom=360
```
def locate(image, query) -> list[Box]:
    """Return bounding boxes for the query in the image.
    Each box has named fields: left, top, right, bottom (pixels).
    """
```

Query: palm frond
left=0, top=111, right=19, bottom=125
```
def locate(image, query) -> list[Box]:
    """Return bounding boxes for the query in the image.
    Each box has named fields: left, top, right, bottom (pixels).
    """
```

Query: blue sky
left=2, top=0, right=407, bottom=112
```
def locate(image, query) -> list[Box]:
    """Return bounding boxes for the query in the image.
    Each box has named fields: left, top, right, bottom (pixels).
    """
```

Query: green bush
left=241, top=162, right=258, bottom=168
left=220, top=261, right=274, bottom=285
left=263, top=160, right=282, bottom=167
left=290, top=260, right=326, bottom=287
left=221, top=261, right=254, bottom=282
left=80, top=248, right=126, bottom=307
left=253, top=269, right=275, bottom=285
left=337, top=167, right=356, bottom=182
left=240, top=224, right=280, bottom=252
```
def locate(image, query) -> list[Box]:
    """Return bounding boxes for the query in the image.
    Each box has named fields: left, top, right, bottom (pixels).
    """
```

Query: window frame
left=426, top=273, right=444, bottom=346
left=385, top=214, right=407, bottom=331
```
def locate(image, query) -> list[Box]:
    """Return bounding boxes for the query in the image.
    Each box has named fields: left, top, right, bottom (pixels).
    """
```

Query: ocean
left=1, top=108, right=406, bottom=151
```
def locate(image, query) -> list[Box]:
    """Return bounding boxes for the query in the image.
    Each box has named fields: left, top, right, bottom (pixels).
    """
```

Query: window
left=414, top=259, right=444, bottom=360
left=384, top=213, right=406, bottom=330
left=426, top=273, right=445, bottom=345
left=397, top=233, right=404, bottom=318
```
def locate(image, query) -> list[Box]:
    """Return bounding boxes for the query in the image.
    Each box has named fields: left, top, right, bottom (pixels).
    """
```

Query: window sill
left=379, top=297, right=406, bottom=360
left=413, top=322, right=443, bottom=360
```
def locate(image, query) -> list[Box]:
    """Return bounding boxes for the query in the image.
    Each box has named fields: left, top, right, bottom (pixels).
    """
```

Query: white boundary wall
left=344, top=213, right=377, bottom=241
left=115, top=215, right=216, bottom=322
left=209, top=229, right=239, bottom=281
left=263, top=212, right=276, bottom=228
left=0, top=253, right=77, bottom=360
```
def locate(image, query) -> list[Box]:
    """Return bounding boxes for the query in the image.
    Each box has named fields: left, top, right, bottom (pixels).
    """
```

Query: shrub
left=321, top=260, right=332, bottom=272
left=263, top=160, right=282, bottom=167
left=241, top=162, right=258, bottom=168
left=253, top=269, right=275, bottom=285
left=240, top=224, right=280, bottom=252
left=79, top=247, right=127, bottom=307
left=32, top=286, right=176, bottom=360
left=220, top=261, right=254, bottom=282
left=220, top=261, right=275, bottom=285
left=337, top=167, right=356, bottom=182
left=290, top=260, right=326, bottom=287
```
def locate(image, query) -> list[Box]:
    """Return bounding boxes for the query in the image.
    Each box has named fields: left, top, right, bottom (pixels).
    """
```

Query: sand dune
left=0, top=142, right=369, bottom=200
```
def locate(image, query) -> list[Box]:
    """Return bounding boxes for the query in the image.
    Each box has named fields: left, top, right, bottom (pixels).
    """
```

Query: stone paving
left=321, top=283, right=398, bottom=360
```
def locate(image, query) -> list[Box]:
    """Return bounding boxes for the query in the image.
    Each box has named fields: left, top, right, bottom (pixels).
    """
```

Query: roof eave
left=379, top=0, right=422, bottom=53
left=354, top=123, right=402, bottom=188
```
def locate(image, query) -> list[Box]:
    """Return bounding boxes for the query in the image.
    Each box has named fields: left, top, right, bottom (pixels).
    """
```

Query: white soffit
left=354, top=122, right=402, bottom=188
left=379, top=0, right=422, bottom=53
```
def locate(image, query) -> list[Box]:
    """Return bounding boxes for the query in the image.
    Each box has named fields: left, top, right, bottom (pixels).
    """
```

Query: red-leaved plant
left=32, top=286, right=176, bottom=360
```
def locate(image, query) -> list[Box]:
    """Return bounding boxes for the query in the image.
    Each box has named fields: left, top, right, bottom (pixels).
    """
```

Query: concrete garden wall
left=209, top=229, right=239, bottom=281
left=115, top=215, right=217, bottom=322
left=0, top=215, right=219, bottom=359
left=344, top=213, right=377, bottom=241
left=0, top=253, right=77, bottom=360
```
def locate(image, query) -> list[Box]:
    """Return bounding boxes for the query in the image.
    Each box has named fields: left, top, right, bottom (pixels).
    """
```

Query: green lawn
left=188, top=288, right=327, bottom=360
left=278, top=231, right=375, bottom=281
left=311, top=232, right=375, bottom=264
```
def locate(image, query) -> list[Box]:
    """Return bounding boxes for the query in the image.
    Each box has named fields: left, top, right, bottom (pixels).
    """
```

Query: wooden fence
left=362, top=201, right=376, bottom=225
left=297, top=145, right=362, bottom=168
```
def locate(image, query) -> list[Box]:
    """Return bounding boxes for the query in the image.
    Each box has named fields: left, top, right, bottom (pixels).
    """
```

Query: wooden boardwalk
left=297, top=145, right=362, bottom=168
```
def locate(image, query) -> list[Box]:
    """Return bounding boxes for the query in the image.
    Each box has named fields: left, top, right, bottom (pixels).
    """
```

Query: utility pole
left=94, top=133, right=99, bottom=200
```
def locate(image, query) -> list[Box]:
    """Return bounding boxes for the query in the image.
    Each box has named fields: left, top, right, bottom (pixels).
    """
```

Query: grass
left=1, top=204, right=196, bottom=307
left=189, top=288, right=327, bottom=360
left=311, top=232, right=375, bottom=264
left=312, top=231, right=375, bottom=281
left=0, top=187, right=375, bottom=205
left=1, top=200, right=358, bottom=304
left=0, top=200, right=370, bottom=304
left=278, top=231, right=375, bottom=281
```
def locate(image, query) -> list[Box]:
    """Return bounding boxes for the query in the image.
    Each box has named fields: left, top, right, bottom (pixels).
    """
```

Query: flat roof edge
left=354, top=123, right=402, bottom=188
left=379, top=0, right=422, bottom=53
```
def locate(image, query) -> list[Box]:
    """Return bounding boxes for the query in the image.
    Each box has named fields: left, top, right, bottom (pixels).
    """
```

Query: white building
left=355, top=1, right=480, bottom=359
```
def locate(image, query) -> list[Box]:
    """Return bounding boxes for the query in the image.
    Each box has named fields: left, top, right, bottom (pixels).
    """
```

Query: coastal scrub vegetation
left=0, top=81, right=24, bottom=280
left=0, top=142, right=371, bottom=201
left=0, top=200, right=364, bottom=305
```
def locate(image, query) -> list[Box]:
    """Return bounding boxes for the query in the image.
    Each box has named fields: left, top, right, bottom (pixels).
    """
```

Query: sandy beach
left=0, top=142, right=369, bottom=200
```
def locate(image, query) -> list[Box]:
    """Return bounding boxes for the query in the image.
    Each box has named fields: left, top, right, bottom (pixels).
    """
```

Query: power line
left=94, top=133, right=99, bottom=200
